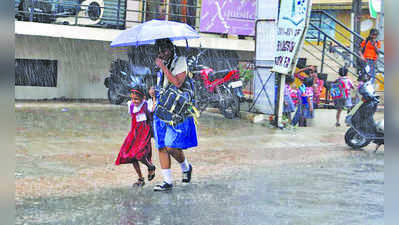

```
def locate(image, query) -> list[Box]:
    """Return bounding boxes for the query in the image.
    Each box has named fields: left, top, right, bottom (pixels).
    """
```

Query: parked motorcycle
left=344, top=78, right=384, bottom=151
left=16, top=0, right=86, bottom=23
left=187, top=50, right=244, bottom=119
left=104, top=59, right=155, bottom=104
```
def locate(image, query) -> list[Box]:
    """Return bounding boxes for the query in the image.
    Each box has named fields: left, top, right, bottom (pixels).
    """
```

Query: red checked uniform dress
left=115, top=100, right=154, bottom=165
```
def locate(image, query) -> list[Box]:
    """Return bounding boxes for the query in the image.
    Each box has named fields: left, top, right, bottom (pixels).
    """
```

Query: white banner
left=369, top=0, right=381, bottom=18
left=272, top=0, right=312, bottom=74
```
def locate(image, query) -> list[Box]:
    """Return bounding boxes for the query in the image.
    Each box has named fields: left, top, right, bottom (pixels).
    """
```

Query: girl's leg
left=139, top=154, right=156, bottom=180
left=132, top=160, right=145, bottom=186
left=132, top=160, right=143, bottom=179
left=302, top=118, right=307, bottom=127
left=140, top=152, right=155, bottom=170
left=292, top=108, right=299, bottom=126
left=287, top=112, right=292, bottom=122
left=298, top=106, right=305, bottom=127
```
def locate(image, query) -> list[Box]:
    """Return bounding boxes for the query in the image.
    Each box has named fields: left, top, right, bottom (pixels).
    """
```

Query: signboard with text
left=272, top=0, right=312, bottom=74
left=199, top=0, right=256, bottom=36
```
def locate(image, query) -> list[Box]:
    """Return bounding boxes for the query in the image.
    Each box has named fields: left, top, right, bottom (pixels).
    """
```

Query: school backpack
left=330, top=79, right=346, bottom=100
left=154, top=74, right=198, bottom=126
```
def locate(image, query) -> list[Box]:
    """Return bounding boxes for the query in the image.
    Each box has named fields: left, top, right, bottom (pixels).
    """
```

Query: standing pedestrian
left=334, top=67, right=355, bottom=127
left=115, top=86, right=156, bottom=187
left=283, top=75, right=296, bottom=123
left=292, top=77, right=314, bottom=127
left=359, top=28, right=381, bottom=85
left=310, top=67, right=323, bottom=109
left=152, top=38, right=197, bottom=191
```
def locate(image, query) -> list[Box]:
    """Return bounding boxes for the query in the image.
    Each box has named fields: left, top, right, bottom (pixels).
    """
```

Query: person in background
left=310, top=68, right=323, bottom=109
left=283, top=75, right=296, bottom=123
left=292, top=77, right=314, bottom=127
left=294, top=65, right=321, bottom=109
left=294, top=65, right=315, bottom=81
left=334, top=67, right=355, bottom=127
left=359, top=28, right=381, bottom=85
left=353, top=75, right=368, bottom=105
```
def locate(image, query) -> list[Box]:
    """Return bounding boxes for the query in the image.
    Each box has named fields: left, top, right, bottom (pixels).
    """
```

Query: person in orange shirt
left=359, top=29, right=381, bottom=84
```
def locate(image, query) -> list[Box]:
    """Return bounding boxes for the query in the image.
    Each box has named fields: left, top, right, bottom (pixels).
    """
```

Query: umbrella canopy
left=110, top=20, right=200, bottom=48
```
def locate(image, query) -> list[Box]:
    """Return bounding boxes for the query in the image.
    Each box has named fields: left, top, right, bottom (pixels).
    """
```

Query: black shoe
left=182, top=164, right=192, bottom=183
left=153, top=182, right=173, bottom=191
left=133, top=178, right=145, bottom=187
left=148, top=166, right=156, bottom=181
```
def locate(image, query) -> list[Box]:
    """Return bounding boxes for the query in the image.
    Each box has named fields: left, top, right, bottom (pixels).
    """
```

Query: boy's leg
left=154, top=147, right=173, bottom=191
left=159, top=147, right=171, bottom=169
left=167, top=148, right=192, bottom=183
left=159, top=147, right=172, bottom=183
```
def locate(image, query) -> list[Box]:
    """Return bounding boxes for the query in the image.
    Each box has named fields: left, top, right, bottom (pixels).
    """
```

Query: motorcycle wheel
left=218, top=87, right=240, bottom=119
left=107, top=88, right=123, bottom=105
left=194, top=82, right=208, bottom=112
left=344, top=127, right=371, bottom=149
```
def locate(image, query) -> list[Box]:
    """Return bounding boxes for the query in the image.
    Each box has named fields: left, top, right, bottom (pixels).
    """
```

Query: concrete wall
left=15, top=35, right=128, bottom=99
left=15, top=21, right=254, bottom=51
left=14, top=21, right=254, bottom=100
left=14, top=34, right=254, bottom=99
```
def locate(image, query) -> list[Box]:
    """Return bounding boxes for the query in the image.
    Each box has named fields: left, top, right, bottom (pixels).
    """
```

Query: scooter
left=104, top=59, right=155, bottom=104
left=344, top=75, right=384, bottom=151
left=187, top=50, right=244, bottom=119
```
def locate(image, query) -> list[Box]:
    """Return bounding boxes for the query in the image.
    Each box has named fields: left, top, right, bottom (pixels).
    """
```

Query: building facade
left=15, top=0, right=380, bottom=99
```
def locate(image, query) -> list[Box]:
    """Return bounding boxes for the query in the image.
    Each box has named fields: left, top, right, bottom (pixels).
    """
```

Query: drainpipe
left=351, top=0, right=361, bottom=70
left=165, top=0, right=170, bottom=21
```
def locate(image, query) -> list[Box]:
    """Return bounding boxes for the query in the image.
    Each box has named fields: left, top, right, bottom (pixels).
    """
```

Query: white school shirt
left=127, top=99, right=155, bottom=114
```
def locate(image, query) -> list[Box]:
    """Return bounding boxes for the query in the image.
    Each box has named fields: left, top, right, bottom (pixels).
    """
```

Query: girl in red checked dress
left=115, top=86, right=156, bottom=187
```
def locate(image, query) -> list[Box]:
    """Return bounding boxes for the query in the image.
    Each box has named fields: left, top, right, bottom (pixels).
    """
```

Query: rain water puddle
left=17, top=153, right=383, bottom=225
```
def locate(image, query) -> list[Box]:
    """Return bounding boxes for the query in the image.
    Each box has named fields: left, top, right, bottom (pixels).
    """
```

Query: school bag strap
left=154, top=69, right=199, bottom=127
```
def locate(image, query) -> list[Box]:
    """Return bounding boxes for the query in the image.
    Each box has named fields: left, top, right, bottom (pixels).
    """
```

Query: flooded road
left=16, top=102, right=384, bottom=224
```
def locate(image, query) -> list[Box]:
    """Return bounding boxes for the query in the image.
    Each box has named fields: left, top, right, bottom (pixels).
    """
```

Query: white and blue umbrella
left=110, top=20, right=200, bottom=47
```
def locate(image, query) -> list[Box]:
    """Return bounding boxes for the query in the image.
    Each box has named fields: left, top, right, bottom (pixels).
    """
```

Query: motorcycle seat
left=208, top=69, right=230, bottom=82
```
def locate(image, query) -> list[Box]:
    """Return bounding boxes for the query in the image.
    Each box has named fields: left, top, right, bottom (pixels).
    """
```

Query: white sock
left=180, top=158, right=190, bottom=172
left=161, top=169, right=172, bottom=184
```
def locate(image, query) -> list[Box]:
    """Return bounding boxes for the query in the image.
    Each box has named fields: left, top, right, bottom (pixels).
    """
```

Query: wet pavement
left=16, top=102, right=384, bottom=225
